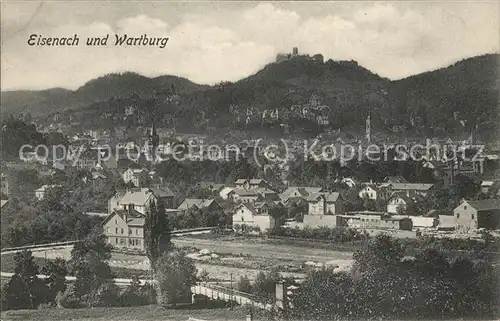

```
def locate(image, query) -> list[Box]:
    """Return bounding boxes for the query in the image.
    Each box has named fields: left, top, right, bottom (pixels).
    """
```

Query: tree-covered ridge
left=2, top=54, right=498, bottom=140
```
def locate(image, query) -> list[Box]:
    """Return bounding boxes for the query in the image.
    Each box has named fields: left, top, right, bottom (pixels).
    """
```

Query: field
left=172, top=236, right=354, bottom=263
left=0, top=306, right=266, bottom=321
left=1, top=252, right=147, bottom=279
left=1, top=236, right=355, bottom=282
left=1, top=237, right=354, bottom=281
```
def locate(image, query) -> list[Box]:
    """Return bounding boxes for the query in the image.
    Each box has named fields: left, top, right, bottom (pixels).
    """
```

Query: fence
left=191, top=283, right=272, bottom=311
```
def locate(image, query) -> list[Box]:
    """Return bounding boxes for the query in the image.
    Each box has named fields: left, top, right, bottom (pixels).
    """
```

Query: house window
left=121, top=228, right=124, bottom=234
left=472, top=214, right=475, bottom=220
left=129, top=239, right=133, bottom=245
left=120, top=238, right=126, bottom=245
left=241, top=217, right=244, bottom=222
left=115, top=228, right=118, bottom=234
left=457, top=213, right=460, bottom=219
left=106, top=227, right=110, bottom=233
left=115, top=238, right=118, bottom=244
left=136, top=229, right=139, bottom=235
left=136, top=240, right=141, bottom=246
left=464, top=205, right=467, bottom=210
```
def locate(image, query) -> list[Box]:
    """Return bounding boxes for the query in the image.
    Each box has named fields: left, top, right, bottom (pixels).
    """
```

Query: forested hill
left=1, top=54, right=498, bottom=140
left=390, top=54, right=499, bottom=139
left=0, top=72, right=208, bottom=116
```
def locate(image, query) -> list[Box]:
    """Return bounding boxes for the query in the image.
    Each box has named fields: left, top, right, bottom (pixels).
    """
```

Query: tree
left=68, top=229, right=114, bottom=307
left=252, top=268, right=281, bottom=301
left=352, top=234, right=405, bottom=274
left=4, top=250, right=47, bottom=310
left=199, top=269, right=210, bottom=283
left=237, top=276, right=252, bottom=293
left=144, top=200, right=172, bottom=270
left=119, top=274, right=152, bottom=306
left=287, top=199, right=308, bottom=222
left=155, top=250, right=197, bottom=306
left=41, top=257, right=68, bottom=303
left=292, top=269, right=352, bottom=319
left=268, top=204, right=286, bottom=227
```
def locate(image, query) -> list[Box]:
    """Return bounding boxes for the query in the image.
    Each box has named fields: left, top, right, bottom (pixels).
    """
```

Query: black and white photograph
left=1, top=1, right=499, bottom=320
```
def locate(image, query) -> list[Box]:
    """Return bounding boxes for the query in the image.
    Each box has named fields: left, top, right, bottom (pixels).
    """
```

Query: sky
left=1, top=1, right=499, bottom=90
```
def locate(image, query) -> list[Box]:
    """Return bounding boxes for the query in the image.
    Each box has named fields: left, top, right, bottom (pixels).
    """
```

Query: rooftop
left=462, top=199, right=500, bottom=211
left=177, top=198, right=216, bottom=210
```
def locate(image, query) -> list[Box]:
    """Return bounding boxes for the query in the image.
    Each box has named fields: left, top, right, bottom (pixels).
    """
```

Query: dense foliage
left=236, top=269, right=282, bottom=303
left=269, top=226, right=366, bottom=243
left=4, top=54, right=497, bottom=140
left=154, top=250, right=198, bottom=306
left=1, top=233, right=156, bottom=311
left=291, top=234, right=500, bottom=320
left=144, top=201, right=172, bottom=270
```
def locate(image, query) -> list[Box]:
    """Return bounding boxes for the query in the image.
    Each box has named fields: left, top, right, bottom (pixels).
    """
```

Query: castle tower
left=149, top=120, right=160, bottom=164
left=292, top=47, right=298, bottom=57
left=365, top=112, right=371, bottom=143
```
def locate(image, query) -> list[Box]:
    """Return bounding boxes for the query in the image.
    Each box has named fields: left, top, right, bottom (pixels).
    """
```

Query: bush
left=90, top=281, right=121, bottom=307
left=119, top=275, right=152, bottom=307
left=155, top=250, right=197, bottom=306
left=290, top=235, right=500, bottom=319
left=56, top=285, right=83, bottom=309
left=237, top=276, right=252, bottom=293
left=269, top=226, right=364, bottom=243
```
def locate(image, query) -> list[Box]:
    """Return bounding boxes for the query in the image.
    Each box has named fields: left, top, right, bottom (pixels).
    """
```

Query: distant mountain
left=1, top=54, right=498, bottom=141
left=0, top=88, right=72, bottom=116
left=0, top=72, right=208, bottom=116
left=390, top=54, right=499, bottom=139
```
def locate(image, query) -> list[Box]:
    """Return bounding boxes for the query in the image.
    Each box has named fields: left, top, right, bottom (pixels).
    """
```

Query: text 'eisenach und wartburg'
left=28, top=34, right=169, bottom=49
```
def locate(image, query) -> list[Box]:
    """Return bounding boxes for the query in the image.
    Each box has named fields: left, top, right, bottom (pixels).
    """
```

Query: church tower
left=365, top=112, right=371, bottom=143
left=149, top=120, right=160, bottom=165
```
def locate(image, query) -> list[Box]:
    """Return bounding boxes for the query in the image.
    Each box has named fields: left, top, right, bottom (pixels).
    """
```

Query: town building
left=197, top=181, right=225, bottom=193
left=219, top=187, right=235, bottom=200
left=386, top=193, right=411, bottom=214
left=102, top=207, right=145, bottom=250
left=384, top=183, right=434, bottom=198
left=91, top=171, right=107, bottom=189
left=306, top=192, right=343, bottom=215
left=34, top=185, right=62, bottom=201
left=454, top=199, right=500, bottom=233
left=302, top=192, right=344, bottom=228
left=480, top=180, right=498, bottom=195
left=108, top=187, right=175, bottom=215
left=122, top=168, right=149, bottom=187
left=234, top=178, right=272, bottom=190
left=359, top=184, right=379, bottom=200
left=232, top=188, right=263, bottom=203
left=384, top=176, right=409, bottom=184
left=280, top=186, right=322, bottom=204
left=410, top=216, right=439, bottom=230
left=340, top=178, right=359, bottom=188
left=232, top=202, right=276, bottom=232
left=1, top=173, right=8, bottom=197
left=177, top=198, right=221, bottom=213
left=337, top=211, right=413, bottom=231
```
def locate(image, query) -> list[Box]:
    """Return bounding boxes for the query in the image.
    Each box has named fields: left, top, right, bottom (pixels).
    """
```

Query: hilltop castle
left=276, top=47, right=324, bottom=64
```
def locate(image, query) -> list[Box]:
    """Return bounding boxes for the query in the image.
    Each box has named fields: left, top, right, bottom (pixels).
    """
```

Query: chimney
left=125, top=203, right=133, bottom=222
